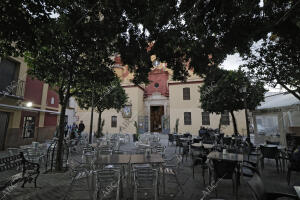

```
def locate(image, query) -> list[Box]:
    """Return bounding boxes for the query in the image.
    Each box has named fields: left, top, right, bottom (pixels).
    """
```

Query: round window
left=154, top=83, right=159, bottom=88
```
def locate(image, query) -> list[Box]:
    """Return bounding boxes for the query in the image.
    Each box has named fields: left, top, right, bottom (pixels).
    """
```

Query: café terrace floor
left=3, top=134, right=300, bottom=200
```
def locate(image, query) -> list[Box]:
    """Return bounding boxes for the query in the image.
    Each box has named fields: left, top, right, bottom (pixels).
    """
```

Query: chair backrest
left=222, top=137, right=232, bottom=146
left=212, top=160, right=237, bottom=180
left=98, top=146, right=113, bottom=155
left=247, top=173, right=266, bottom=200
left=134, top=168, right=157, bottom=188
left=26, top=147, right=39, bottom=156
left=168, top=134, right=174, bottom=142
left=183, top=133, right=191, bottom=138
left=96, top=169, right=120, bottom=198
left=260, top=146, right=278, bottom=159
left=153, top=145, right=165, bottom=154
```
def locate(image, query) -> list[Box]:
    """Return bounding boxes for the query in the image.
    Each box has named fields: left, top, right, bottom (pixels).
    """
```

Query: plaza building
left=0, top=57, right=60, bottom=149
left=77, top=56, right=248, bottom=136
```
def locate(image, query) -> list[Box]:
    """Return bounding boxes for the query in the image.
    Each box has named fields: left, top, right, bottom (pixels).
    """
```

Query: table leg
left=120, top=164, right=123, bottom=199
left=162, top=164, right=165, bottom=194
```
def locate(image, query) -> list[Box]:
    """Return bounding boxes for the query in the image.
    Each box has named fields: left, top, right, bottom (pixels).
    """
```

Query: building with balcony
left=0, top=57, right=60, bottom=150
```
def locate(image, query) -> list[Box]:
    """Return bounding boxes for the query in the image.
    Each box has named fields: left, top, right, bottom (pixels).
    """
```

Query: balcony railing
left=0, top=79, right=25, bottom=99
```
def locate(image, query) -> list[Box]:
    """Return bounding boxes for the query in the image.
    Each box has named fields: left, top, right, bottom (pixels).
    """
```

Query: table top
left=207, top=151, right=244, bottom=162
left=192, top=143, right=214, bottom=149
left=180, top=137, right=192, bottom=141
left=257, top=144, right=286, bottom=150
left=294, top=186, right=300, bottom=198
left=130, top=154, right=165, bottom=164
left=94, top=154, right=131, bottom=165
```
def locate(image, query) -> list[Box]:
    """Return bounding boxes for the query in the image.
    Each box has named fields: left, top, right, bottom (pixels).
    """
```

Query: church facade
left=76, top=56, right=247, bottom=136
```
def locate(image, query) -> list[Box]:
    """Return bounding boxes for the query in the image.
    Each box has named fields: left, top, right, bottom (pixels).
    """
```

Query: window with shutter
left=183, top=87, right=190, bottom=100
left=184, top=112, right=191, bottom=125
left=202, top=112, right=210, bottom=125
left=221, top=111, right=230, bottom=125
left=111, top=116, right=117, bottom=127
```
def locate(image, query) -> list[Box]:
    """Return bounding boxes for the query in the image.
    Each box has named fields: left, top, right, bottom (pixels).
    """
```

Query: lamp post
left=240, top=86, right=250, bottom=141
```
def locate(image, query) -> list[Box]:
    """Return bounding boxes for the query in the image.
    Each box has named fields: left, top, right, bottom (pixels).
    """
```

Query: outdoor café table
left=94, top=154, right=131, bottom=167
left=207, top=151, right=244, bottom=162
left=294, top=186, right=300, bottom=198
left=192, top=143, right=214, bottom=149
left=257, top=144, right=286, bottom=150
left=129, top=154, right=166, bottom=193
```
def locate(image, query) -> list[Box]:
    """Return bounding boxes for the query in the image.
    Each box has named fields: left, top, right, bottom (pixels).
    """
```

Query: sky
left=220, top=53, right=245, bottom=71
left=220, top=53, right=282, bottom=92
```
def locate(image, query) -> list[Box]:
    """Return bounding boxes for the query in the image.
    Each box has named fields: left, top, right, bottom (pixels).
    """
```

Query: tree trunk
left=89, top=106, right=94, bottom=144
left=218, top=116, right=222, bottom=131
left=97, top=111, right=102, bottom=138
left=230, top=110, right=238, bottom=135
left=278, top=83, right=300, bottom=101
left=55, top=99, right=67, bottom=171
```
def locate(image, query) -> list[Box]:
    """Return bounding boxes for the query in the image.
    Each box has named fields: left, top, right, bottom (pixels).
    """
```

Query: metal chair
left=209, top=159, right=238, bottom=200
left=152, top=145, right=166, bottom=158
left=259, top=145, right=281, bottom=173
left=96, top=169, right=121, bottom=200
left=98, top=146, right=113, bottom=155
left=162, top=155, right=184, bottom=193
left=191, top=148, right=207, bottom=185
left=133, top=168, right=158, bottom=200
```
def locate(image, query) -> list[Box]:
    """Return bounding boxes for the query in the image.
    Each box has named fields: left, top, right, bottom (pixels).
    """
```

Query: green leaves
left=199, top=68, right=266, bottom=114
left=243, top=38, right=300, bottom=100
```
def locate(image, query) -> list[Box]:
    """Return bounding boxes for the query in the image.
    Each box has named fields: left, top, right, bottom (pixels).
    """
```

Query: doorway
left=150, top=106, right=164, bottom=132
left=0, top=111, right=9, bottom=150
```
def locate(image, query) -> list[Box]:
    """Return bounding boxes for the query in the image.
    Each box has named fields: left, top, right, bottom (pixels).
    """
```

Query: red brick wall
left=44, top=113, right=58, bottom=126
left=144, top=68, right=169, bottom=97
left=24, top=76, right=43, bottom=105
left=46, top=88, right=59, bottom=108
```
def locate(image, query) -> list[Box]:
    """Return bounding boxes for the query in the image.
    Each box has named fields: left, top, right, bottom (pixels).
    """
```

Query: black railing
left=0, top=79, right=25, bottom=98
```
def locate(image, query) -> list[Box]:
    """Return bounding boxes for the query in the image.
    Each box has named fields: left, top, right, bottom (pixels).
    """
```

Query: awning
left=0, top=104, right=60, bottom=115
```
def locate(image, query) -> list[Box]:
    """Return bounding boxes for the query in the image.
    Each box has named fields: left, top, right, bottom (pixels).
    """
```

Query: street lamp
left=239, top=86, right=250, bottom=141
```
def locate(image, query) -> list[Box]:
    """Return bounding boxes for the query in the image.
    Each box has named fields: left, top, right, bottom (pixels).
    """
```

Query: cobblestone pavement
left=1, top=134, right=299, bottom=200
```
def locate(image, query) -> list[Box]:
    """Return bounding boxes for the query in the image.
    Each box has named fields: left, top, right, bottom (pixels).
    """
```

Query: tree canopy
left=199, top=68, right=266, bottom=134
left=75, top=78, right=128, bottom=137
left=243, top=38, right=300, bottom=100
left=0, top=0, right=58, bottom=57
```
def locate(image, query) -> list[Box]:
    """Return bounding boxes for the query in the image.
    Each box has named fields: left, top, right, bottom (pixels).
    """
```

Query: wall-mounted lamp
left=26, top=102, right=33, bottom=107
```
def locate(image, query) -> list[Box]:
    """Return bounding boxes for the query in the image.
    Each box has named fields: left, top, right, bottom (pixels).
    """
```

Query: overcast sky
left=220, top=53, right=245, bottom=71
left=220, top=53, right=281, bottom=92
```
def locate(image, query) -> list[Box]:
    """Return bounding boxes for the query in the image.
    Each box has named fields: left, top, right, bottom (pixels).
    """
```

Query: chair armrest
left=266, top=192, right=298, bottom=199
